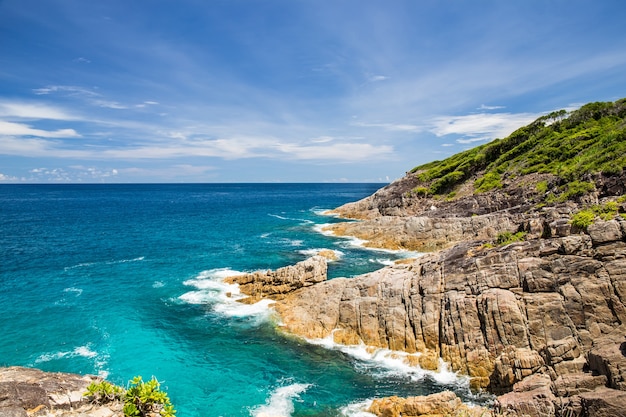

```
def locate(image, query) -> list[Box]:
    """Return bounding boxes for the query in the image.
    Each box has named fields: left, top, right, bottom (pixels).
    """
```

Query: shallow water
left=0, top=184, right=486, bottom=416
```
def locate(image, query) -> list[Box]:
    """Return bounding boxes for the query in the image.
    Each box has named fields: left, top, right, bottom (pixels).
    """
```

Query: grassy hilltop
left=409, top=98, right=626, bottom=202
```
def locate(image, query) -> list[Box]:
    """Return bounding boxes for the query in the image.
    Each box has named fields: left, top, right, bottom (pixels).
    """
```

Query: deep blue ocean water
left=0, top=184, right=484, bottom=416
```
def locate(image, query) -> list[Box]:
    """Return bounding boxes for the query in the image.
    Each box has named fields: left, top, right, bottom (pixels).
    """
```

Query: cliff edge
left=228, top=99, right=626, bottom=416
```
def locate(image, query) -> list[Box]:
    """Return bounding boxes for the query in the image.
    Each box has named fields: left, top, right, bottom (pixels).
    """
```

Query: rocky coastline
left=226, top=172, right=626, bottom=416
left=4, top=173, right=626, bottom=417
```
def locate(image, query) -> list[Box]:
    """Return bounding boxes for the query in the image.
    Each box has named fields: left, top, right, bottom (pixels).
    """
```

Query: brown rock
left=588, top=220, right=623, bottom=245
left=225, top=256, right=328, bottom=300
left=368, top=391, right=489, bottom=417
left=495, top=384, right=556, bottom=416
left=578, top=387, right=626, bottom=417
left=0, top=366, right=121, bottom=417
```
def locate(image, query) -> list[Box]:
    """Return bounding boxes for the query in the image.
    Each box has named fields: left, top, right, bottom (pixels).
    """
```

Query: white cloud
left=368, top=75, right=389, bottom=82
left=310, top=136, right=334, bottom=143
left=0, top=102, right=78, bottom=120
left=0, top=121, right=80, bottom=138
left=478, top=104, right=505, bottom=110
left=274, top=142, right=393, bottom=161
left=92, top=99, right=128, bottom=109
left=32, top=85, right=99, bottom=97
left=429, top=112, right=539, bottom=142
left=353, top=121, right=421, bottom=132
left=26, top=166, right=119, bottom=182
left=0, top=172, right=18, bottom=182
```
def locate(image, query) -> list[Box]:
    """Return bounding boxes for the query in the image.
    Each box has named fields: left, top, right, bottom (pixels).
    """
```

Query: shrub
left=535, top=181, right=548, bottom=194
left=125, top=376, right=176, bottom=417
left=85, top=381, right=123, bottom=404
left=562, top=181, right=595, bottom=200
left=429, top=170, right=465, bottom=195
left=570, top=209, right=595, bottom=230
left=474, top=172, right=502, bottom=193
left=85, top=376, right=176, bottom=417
left=496, top=231, right=527, bottom=245
left=412, top=186, right=429, bottom=197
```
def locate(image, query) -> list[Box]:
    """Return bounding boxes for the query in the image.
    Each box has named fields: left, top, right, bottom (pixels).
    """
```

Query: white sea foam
left=339, top=400, right=376, bottom=417
left=152, top=281, right=165, bottom=288
left=64, top=256, right=145, bottom=271
left=312, top=223, right=338, bottom=237
left=370, top=258, right=395, bottom=266
left=306, top=333, right=467, bottom=386
left=64, top=262, right=96, bottom=271
left=298, top=248, right=344, bottom=260
left=179, top=268, right=275, bottom=321
left=251, top=382, right=311, bottom=417
left=268, top=213, right=313, bottom=225
left=312, top=208, right=341, bottom=217
left=63, top=287, right=83, bottom=296
left=35, top=344, right=98, bottom=363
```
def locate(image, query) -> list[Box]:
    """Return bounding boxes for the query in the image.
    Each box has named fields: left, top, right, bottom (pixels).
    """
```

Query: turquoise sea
left=0, top=184, right=484, bottom=416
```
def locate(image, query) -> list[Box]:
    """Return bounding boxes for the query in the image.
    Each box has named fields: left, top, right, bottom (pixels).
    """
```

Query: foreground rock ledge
left=228, top=219, right=626, bottom=416
left=0, top=366, right=121, bottom=417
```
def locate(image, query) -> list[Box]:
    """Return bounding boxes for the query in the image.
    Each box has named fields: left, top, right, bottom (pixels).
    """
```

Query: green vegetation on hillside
left=410, top=99, right=626, bottom=197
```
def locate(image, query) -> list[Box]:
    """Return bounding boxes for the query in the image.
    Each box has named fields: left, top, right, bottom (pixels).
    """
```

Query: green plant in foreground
left=125, top=376, right=176, bottom=417
left=85, top=380, right=124, bottom=404
left=84, top=376, right=176, bottom=417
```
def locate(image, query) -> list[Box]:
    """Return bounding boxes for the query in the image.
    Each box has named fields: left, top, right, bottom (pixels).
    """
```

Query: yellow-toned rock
left=368, top=391, right=491, bottom=417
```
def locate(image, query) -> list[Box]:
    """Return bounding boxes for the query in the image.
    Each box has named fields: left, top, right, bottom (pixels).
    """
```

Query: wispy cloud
left=429, top=112, right=539, bottom=143
left=353, top=121, right=422, bottom=132
left=33, top=85, right=99, bottom=97
left=0, top=121, right=80, bottom=138
left=478, top=104, right=505, bottom=110
left=0, top=101, right=79, bottom=120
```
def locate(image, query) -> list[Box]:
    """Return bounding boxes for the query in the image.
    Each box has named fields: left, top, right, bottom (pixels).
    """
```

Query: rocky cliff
left=227, top=206, right=626, bottom=415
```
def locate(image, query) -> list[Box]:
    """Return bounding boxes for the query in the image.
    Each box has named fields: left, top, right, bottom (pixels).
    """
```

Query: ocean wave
left=339, top=400, right=376, bottom=417
left=251, top=382, right=311, bottom=417
left=34, top=345, right=99, bottom=363
left=312, top=208, right=340, bottom=217
left=298, top=248, right=344, bottom=260
left=33, top=343, right=110, bottom=377
left=179, top=269, right=275, bottom=322
left=64, top=256, right=145, bottom=271
left=305, top=333, right=467, bottom=387
left=369, top=258, right=396, bottom=266
left=63, top=287, right=83, bottom=296
left=268, top=213, right=314, bottom=224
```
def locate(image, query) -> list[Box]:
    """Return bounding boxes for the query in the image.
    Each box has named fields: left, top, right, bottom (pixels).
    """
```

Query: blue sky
left=1, top=0, right=625, bottom=183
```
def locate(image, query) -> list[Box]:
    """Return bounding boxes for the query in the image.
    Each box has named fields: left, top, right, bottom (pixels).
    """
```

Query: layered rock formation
left=368, top=390, right=488, bottom=417
left=0, top=366, right=121, bottom=417
left=228, top=215, right=626, bottom=416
